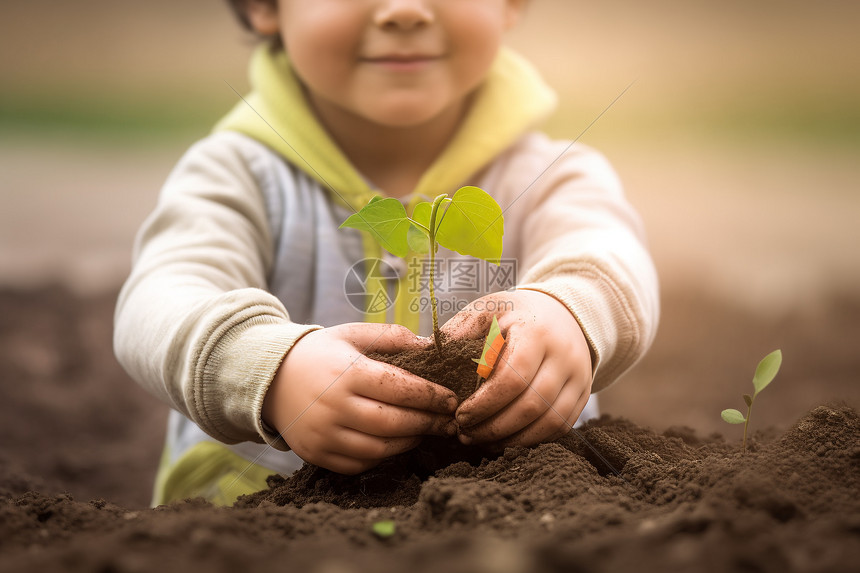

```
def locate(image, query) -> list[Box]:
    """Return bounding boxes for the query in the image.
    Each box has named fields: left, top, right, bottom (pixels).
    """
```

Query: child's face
left=247, top=0, right=523, bottom=128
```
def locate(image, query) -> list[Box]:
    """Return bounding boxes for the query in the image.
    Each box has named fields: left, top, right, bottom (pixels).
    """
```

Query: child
left=114, top=0, right=659, bottom=506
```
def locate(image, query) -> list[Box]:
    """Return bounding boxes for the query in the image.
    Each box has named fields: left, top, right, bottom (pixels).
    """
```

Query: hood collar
left=215, top=45, right=557, bottom=212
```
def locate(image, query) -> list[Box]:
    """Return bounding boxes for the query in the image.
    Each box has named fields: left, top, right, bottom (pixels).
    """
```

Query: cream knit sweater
left=114, top=48, right=659, bottom=454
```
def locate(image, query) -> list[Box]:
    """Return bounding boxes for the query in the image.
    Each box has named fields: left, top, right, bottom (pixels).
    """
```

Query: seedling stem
left=428, top=193, right=447, bottom=352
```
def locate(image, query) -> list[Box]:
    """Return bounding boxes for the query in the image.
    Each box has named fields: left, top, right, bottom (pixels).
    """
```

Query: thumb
left=441, top=307, right=495, bottom=341
left=340, top=322, right=429, bottom=355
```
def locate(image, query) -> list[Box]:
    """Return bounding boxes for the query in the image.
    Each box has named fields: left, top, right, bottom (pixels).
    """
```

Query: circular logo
left=343, top=258, right=400, bottom=313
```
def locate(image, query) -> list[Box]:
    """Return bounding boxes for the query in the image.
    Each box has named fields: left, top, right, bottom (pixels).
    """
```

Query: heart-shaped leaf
left=407, top=202, right=431, bottom=253
left=411, top=202, right=431, bottom=229
left=340, top=197, right=410, bottom=257
left=407, top=223, right=430, bottom=253
left=434, top=186, right=504, bottom=264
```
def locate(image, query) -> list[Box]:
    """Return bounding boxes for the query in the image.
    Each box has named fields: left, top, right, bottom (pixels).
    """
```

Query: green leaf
left=743, top=394, right=753, bottom=407
left=752, top=349, right=782, bottom=396
left=721, top=409, right=746, bottom=424
left=411, top=202, right=431, bottom=229
left=408, top=202, right=432, bottom=253
left=407, top=222, right=430, bottom=253
left=434, top=186, right=504, bottom=264
left=371, top=520, right=396, bottom=538
left=340, top=197, right=411, bottom=257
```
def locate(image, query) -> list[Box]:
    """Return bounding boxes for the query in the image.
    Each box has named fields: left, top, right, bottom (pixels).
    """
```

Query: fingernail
left=459, top=434, right=473, bottom=446
left=446, top=396, right=459, bottom=411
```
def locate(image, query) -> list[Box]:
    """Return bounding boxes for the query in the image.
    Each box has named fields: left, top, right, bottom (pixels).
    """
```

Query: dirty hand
left=441, top=290, right=593, bottom=448
left=262, top=323, right=458, bottom=474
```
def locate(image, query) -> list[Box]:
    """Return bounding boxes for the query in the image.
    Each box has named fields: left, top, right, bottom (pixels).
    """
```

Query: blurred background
left=1, top=0, right=858, bottom=507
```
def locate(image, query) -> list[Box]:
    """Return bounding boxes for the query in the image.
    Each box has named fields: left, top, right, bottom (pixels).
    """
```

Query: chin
left=368, top=104, right=450, bottom=129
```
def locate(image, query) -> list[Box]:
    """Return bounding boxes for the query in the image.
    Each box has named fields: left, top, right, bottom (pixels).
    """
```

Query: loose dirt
left=2, top=404, right=857, bottom=572
left=1, top=286, right=859, bottom=572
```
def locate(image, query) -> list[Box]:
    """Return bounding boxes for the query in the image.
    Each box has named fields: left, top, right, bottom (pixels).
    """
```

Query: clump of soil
left=3, top=404, right=859, bottom=572
left=369, top=332, right=486, bottom=402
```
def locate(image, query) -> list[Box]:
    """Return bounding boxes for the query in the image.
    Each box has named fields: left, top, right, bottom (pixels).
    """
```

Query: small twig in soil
left=481, top=465, right=521, bottom=482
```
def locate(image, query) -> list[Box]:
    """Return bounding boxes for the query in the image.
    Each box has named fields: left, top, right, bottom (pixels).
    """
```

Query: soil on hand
left=369, top=332, right=486, bottom=402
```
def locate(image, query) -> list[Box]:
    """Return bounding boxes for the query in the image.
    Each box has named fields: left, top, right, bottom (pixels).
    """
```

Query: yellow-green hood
left=214, top=45, right=557, bottom=331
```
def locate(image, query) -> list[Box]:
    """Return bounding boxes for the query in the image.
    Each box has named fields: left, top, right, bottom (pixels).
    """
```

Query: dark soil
left=2, top=404, right=859, bottom=572
left=2, top=285, right=860, bottom=572
left=369, top=332, right=486, bottom=402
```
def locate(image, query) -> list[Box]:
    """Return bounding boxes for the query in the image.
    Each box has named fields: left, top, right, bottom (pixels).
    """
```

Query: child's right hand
left=262, top=323, right=458, bottom=474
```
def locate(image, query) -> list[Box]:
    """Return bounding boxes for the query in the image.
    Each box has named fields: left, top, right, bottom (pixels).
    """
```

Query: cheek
left=445, top=11, right=506, bottom=90
left=283, top=11, right=360, bottom=91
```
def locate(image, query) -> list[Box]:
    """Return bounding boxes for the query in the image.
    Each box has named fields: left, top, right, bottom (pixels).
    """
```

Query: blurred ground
left=0, top=0, right=858, bottom=507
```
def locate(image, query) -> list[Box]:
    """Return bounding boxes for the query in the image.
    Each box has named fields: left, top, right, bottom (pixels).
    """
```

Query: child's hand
left=262, top=323, right=458, bottom=474
left=442, top=290, right=593, bottom=448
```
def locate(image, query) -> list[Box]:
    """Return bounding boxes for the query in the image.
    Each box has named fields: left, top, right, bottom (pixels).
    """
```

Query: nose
left=374, top=0, right=435, bottom=30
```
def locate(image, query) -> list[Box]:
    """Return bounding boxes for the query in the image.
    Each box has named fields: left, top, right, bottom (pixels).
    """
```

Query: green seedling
left=371, top=520, right=396, bottom=539
left=721, top=349, right=783, bottom=453
left=341, top=186, right=504, bottom=352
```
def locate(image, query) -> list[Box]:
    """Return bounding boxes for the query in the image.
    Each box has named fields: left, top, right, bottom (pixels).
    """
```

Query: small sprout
left=472, top=315, right=506, bottom=388
left=371, top=520, right=396, bottom=539
left=721, top=349, right=782, bottom=453
left=341, top=186, right=504, bottom=352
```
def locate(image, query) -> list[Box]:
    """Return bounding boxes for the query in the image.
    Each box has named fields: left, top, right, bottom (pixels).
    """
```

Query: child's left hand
left=441, top=290, right=593, bottom=448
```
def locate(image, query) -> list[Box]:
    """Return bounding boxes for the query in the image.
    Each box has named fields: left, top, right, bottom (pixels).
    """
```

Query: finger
left=340, top=396, right=457, bottom=438
left=353, top=357, right=458, bottom=414
left=342, top=322, right=430, bottom=354
left=455, top=326, right=541, bottom=427
left=328, top=427, right=423, bottom=462
left=457, top=363, right=565, bottom=443
left=497, top=382, right=590, bottom=448
left=314, top=452, right=379, bottom=475
left=545, top=387, right=593, bottom=442
left=441, top=308, right=496, bottom=341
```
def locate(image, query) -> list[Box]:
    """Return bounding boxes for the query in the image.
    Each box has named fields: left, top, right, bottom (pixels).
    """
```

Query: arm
left=444, top=138, right=659, bottom=446
left=113, top=133, right=318, bottom=449
left=114, top=133, right=458, bottom=461
left=514, top=142, right=660, bottom=389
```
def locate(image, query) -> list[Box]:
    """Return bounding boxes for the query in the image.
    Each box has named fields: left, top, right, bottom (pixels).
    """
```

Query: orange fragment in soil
left=476, top=332, right=505, bottom=379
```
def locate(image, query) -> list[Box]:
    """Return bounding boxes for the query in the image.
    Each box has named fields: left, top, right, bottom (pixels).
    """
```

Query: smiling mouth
left=362, top=55, right=442, bottom=70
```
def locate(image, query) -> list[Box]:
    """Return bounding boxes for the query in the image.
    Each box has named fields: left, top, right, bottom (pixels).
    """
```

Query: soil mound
left=3, top=403, right=858, bottom=573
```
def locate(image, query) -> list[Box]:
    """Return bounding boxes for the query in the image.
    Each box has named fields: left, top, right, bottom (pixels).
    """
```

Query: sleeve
left=513, top=141, right=659, bottom=392
left=113, top=134, right=321, bottom=449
